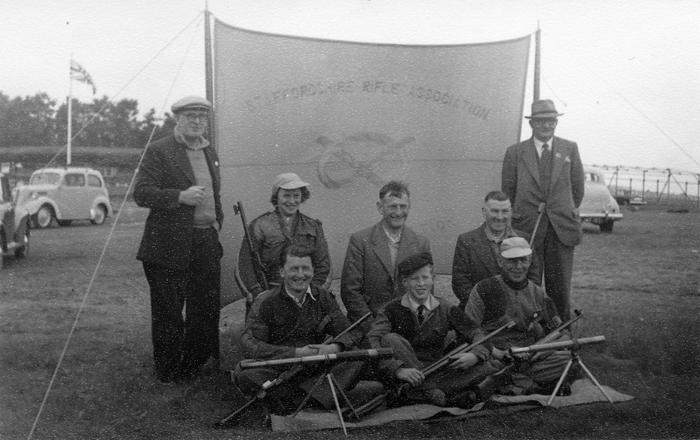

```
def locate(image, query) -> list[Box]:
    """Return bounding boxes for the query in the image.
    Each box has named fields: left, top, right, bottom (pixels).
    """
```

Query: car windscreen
left=30, top=172, right=61, bottom=185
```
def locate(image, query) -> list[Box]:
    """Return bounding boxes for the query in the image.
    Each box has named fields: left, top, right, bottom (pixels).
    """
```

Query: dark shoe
left=447, top=389, right=478, bottom=409
left=406, top=388, right=446, bottom=407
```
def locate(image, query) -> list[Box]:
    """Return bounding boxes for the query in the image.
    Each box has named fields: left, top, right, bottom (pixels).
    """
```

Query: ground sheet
left=269, top=379, right=634, bottom=432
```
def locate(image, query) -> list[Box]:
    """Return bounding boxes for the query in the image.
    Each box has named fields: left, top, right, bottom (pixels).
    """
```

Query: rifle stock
left=234, top=201, right=269, bottom=294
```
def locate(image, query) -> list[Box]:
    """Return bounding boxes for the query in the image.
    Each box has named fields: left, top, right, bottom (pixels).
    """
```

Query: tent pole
left=534, top=22, right=541, bottom=101
left=204, top=1, right=216, bottom=148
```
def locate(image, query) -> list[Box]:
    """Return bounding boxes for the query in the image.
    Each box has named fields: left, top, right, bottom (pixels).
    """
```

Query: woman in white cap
left=238, top=173, right=331, bottom=303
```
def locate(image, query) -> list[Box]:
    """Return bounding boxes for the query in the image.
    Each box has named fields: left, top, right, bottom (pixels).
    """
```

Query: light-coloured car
left=17, top=167, right=112, bottom=228
left=1, top=172, right=31, bottom=268
left=579, top=167, right=623, bottom=232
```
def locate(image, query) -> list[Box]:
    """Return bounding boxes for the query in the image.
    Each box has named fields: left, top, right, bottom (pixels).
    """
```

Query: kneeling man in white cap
left=465, top=237, right=573, bottom=395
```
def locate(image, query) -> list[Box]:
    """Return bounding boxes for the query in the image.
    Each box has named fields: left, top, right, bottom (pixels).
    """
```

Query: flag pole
left=67, top=54, right=73, bottom=166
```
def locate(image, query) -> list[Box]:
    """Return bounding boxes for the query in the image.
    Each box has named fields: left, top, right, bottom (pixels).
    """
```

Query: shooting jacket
left=465, top=275, right=562, bottom=350
left=239, top=209, right=330, bottom=296
left=240, top=284, right=360, bottom=360
left=368, top=294, right=488, bottom=377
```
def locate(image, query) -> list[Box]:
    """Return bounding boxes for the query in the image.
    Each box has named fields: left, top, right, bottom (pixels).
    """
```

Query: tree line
left=0, top=91, right=176, bottom=148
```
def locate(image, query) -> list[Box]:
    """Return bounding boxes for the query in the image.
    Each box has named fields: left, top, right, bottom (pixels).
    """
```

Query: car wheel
left=599, top=220, right=614, bottom=233
left=91, top=204, right=107, bottom=225
left=35, top=204, right=55, bottom=229
left=15, top=226, right=30, bottom=258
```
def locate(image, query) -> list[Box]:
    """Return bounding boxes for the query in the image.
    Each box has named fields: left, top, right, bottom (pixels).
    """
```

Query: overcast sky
left=2, top=0, right=699, bottom=177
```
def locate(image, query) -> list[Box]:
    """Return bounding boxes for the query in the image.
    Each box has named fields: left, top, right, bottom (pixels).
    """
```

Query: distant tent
left=212, top=20, right=530, bottom=303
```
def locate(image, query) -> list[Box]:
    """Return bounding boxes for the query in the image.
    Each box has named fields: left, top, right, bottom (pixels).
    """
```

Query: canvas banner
left=214, top=20, right=530, bottom=302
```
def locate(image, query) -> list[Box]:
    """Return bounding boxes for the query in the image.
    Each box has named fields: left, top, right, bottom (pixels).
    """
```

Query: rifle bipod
left=289, top=370, right=359, bottom=438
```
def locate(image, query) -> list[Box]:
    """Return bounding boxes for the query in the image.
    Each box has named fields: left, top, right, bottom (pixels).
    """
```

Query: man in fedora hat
left=501, top=99, right=584, bottom=322
left=135, top=95, right=224, bottom=384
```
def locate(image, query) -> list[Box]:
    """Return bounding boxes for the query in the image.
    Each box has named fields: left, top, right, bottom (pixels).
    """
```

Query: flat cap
left=398, top=251, right=433, bottom=277
left=171, top=96, right=212, bottom=113
left=500, top=237, right=532, bottom=259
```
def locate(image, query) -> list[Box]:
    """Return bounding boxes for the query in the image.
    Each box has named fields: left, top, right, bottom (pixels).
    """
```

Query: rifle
left=240, top=348, right=393, bottom=369
left=527, top=309, right=583, bottom=363
left=474, top=309, right=583, bottom=398
left=234, top=201, right=269, bottom=297
left=215, top=311, right=372, bottom=427
left=346, top=320, right=516, bottom=420
left=509, top=335, right=605, bottom=356
left=529, top=202, right=546, bottom=248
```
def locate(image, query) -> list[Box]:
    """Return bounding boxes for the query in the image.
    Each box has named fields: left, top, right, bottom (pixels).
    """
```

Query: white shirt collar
left=284, top=285, right=315, bottom=307
left=403, top=294, right=438, bottom=313
left=533, top=137, right=553, bottom=158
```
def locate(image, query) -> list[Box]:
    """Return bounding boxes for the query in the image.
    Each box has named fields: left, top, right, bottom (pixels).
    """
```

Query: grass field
left=1, top=205, right=699, bottom=439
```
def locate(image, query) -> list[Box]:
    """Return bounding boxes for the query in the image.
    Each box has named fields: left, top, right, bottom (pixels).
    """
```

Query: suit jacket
left=134, top=134, right=223, bottom=270
left=340, top=222, right=430, bottom=333
left=451, top=224, right=540, bottom=307
left=501, top=136, right=584, bottom=247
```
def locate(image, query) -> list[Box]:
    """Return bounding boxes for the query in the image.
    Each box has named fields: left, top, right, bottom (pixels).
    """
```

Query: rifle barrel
left=509, top=335, right=606, bottom=355
left=240, top=348, right=393, bottom=369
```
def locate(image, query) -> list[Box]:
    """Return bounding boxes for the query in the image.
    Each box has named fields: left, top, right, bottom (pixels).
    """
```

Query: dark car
left=0, top=172, right=31, bottom=268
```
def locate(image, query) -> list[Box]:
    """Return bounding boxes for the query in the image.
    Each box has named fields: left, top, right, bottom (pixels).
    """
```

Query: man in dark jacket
left=452, top=191, right=540, bottom=309
left=134, top=96, right=224, bottom=384
left=368, top=252, right=498, bottom=407
left=235, top=244, right=364, bottom=415
left=502, top=99, right=584, bottom=321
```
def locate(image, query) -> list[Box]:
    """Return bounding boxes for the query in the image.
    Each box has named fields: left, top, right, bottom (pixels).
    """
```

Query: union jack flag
left=70, top=60, right=96, bottom=94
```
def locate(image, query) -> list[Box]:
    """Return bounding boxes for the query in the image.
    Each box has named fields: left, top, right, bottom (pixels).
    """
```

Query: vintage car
left=16, top=167, right=112, bottom=228
left=579, top=167, right=623, bottom=232
left=0, top=172, right=31, bottom=268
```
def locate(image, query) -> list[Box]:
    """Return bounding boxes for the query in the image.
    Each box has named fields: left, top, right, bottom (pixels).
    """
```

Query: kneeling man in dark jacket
left=368, top=252, right=500, bottom=407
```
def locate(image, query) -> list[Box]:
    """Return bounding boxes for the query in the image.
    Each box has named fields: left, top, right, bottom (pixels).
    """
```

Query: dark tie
left=541, top=143, right=551, bottom=166
left=417, top=305, right=426, bottom=324
left=539, top=143, right=552, bottom=195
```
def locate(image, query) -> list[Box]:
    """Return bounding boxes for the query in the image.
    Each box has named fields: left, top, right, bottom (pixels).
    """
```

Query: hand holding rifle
left=234, top=201, right=268, bottom=302
left=347, top=320, right=516, bottom=420
left=215, top=312, right=372, bottom=428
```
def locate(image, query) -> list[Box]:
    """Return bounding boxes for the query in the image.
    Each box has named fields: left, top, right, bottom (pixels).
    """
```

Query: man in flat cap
left=452, top=191, right=540, bottom=310
left=341, top=180, right=430, bottom=335
left=135, top=96, right=224, bottom=384
left=368, top=252, right=498, bottom=407
left=501, top=99, right=585, bottom=321
left=465, top=237, right=571, bottom=395
left=238, top=172, right=331, bottom=307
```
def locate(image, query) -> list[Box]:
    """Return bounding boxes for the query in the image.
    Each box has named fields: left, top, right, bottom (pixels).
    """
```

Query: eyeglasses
left=532, top=119, right=558, bottom=127
left=183, top=113, right=209, bottom=123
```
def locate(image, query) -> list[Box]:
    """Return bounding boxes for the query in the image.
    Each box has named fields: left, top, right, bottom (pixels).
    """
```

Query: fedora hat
left=525, top=99, right=563, bottom=119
